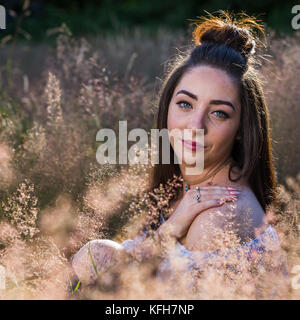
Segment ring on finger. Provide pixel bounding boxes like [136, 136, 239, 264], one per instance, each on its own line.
[195, 186, 201, 203]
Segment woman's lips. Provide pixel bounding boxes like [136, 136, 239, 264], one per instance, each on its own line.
[182, 139, 207, 151]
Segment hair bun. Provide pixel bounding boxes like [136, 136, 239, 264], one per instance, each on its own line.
[191, 10, 265, 59]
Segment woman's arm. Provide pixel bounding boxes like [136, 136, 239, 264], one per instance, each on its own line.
[183, 189, 266, 252]
[183, 201, 240, 252]
[127, 224, 178, 263]
[129, 187, 240, 262]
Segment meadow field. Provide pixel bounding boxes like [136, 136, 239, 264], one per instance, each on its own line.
[0, 25, 299, 299]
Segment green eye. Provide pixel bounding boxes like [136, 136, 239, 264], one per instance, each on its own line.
[213, 110, 229, 119]
[176, 101, 192, 109]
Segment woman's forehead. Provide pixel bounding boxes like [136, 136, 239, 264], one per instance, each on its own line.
[176, 66, 239, 97]
[174, 66, 241, 108]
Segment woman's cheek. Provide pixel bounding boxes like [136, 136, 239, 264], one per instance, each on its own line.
[168, 110, 179, 129]
[211, 132, 233, 152]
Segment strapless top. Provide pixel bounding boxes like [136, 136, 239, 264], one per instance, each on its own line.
[120, 213, 289, 294]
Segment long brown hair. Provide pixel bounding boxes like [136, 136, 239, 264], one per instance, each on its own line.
[150, 10, 278, 215]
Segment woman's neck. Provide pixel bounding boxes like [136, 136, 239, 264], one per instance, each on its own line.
[181, 157, 233, 188]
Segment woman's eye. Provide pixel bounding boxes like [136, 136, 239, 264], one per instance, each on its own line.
[176, 101, 192, 110]
[213, 110, 229, 119]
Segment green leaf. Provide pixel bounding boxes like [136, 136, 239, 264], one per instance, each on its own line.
[72, 280, 81, 294]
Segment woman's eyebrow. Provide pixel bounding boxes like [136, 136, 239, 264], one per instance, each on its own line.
[175, 89, 236, 111]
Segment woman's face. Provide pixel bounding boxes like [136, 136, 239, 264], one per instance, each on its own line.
[167, 65, 241, 170]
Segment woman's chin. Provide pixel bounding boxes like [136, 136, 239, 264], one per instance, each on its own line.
[181, 155, 205, 167]
[184, 149, 207, 162]
[172, 144, 211, 167]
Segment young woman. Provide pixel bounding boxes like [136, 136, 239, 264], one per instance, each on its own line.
[71, 11, 288, 295]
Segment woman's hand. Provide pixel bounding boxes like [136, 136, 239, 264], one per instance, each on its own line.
[157, 186, 239, 240]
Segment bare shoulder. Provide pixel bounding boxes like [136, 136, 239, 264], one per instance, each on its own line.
[236, 186, 267, 227]
[184, 185, 267, 251]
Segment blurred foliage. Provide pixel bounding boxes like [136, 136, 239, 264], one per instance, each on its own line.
[0, 0, 297, 43]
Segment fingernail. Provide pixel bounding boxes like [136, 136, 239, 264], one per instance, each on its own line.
[218, 198, 226, 205]
[226, 195, 237, 201]
[227, 187, 238, 190]
[230, 191, 240, 195]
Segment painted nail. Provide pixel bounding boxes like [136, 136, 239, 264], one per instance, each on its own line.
[226, 195, 238, 201]
[230, 191, 240, 195]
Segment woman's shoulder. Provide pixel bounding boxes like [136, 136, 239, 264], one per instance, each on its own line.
[221, 167, 267, 237]
[235, 184, 267, 232]
[183, 182, 267, 251]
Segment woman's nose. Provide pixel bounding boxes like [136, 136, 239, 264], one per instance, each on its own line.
[186, 110, 207, 133]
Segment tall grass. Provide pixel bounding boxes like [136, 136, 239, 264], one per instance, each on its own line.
[0, 26, 299, 299]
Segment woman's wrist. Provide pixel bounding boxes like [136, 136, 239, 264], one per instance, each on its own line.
[155, 224, 178, 254]
[157, 220, 180, 241]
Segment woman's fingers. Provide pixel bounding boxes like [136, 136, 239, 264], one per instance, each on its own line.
[186, 188, 240, 201]
[196, 186, 237, 190]
[163, 186, 241, 240]
[196, 198, 236, 210]
[183, 191, 238, 222]
[192, 186, 241, 195]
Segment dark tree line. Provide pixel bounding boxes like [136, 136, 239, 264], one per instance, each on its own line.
[0, 0, 295, 41]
